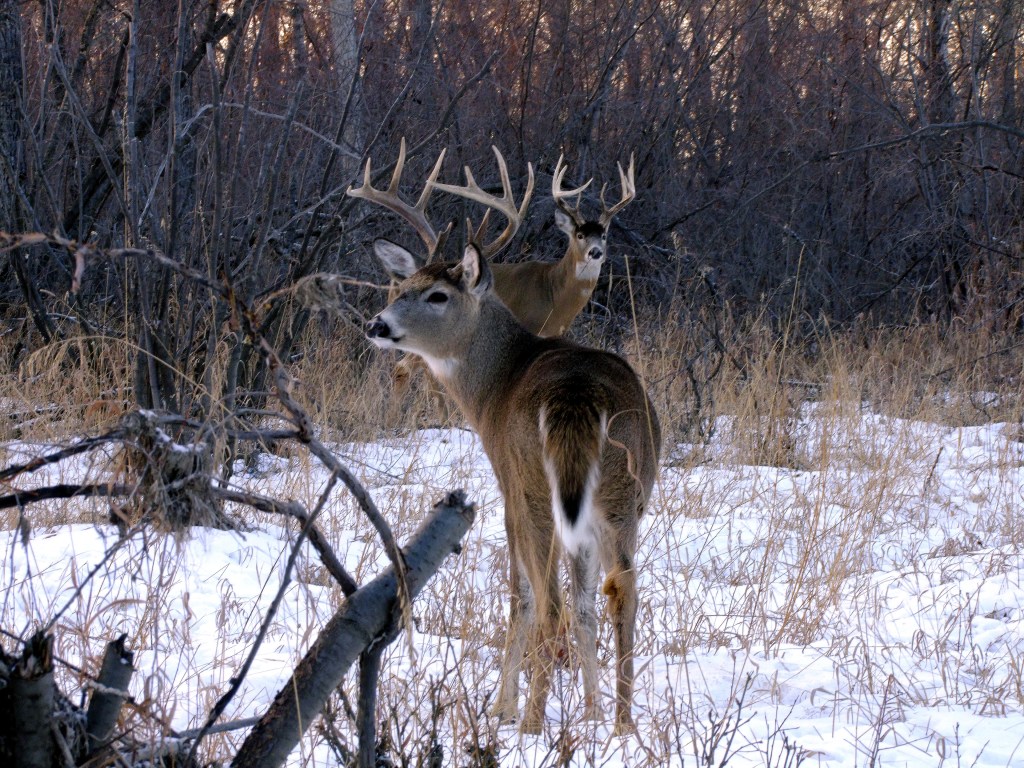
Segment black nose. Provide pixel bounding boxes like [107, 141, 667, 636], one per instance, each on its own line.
[587, 247, 603, 260]
[365, 317, 391, 339]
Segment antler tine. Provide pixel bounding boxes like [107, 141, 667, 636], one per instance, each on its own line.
[433, 146, 535, 259]
[599, 153, 636, 227]
[490, 144, 535, 221]
[516, 156, 536, 222]
[465, 209, 492, 246]
[551, 154, 592, 226]
[384, 135, 408, 195]
[415, 148, 446, 209]
[346, 138, 451, 260]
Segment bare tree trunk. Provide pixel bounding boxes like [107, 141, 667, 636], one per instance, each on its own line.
[406, 0, 433, 82]
[0, 0, 54, 342]
[130, 1, 202, 413]
[5, 633, 56, 768]
[920, 0, 968, 316]
[924, 0, 956, 126]
[330, 0, 362, 170]
[995, 0, 1019, 125]
[84, 635, 135, 758]
[0, 0, 18, 233]
[232, 492, 475, 768]
[356, 644, 387, 768]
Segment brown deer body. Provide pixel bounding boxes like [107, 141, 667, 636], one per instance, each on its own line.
[366, 242, 661, 734]
[487, 154, 635, 337]
[489, 242, 600, 337]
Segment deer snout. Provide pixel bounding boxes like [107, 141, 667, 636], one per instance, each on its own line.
[587, 245, 604, 260]
[365, 317, 392, 340]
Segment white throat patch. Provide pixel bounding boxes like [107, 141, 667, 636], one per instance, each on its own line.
[421, 354, 459, 380]
[576, 257, 604, 281]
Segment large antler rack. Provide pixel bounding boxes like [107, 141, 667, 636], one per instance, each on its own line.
[551, 153, 636, 228]
[432, 146, 535, 260]
[346, 138, 452, 262]
[598, 154, 636, 227]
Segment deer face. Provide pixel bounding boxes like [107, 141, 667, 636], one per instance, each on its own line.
[556, 212, 608, 282]
[366, 240, 490, 378]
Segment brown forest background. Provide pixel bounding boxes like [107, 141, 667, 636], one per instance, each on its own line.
[0, 0, 1022, 418]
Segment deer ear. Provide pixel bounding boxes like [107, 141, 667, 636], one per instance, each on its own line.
[373, 239, 419, 280]
[554, 209, 575, 235]
[460, 244, 492, 297]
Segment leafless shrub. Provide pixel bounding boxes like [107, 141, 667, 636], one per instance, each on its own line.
[111, 410, 229, 533]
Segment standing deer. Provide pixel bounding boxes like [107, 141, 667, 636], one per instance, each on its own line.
[365, 242, 661, 734]
[487, 153, 636, 337]
[348, 143, 635, 421]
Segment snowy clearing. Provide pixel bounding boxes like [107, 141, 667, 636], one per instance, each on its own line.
[3, 409, 1024, 766]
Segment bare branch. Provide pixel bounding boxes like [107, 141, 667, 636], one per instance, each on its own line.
[0, 430, 124, 483]
[0, 483, 133, 510]
[232, 492, 475, 768]
[212, 486, 358, 595]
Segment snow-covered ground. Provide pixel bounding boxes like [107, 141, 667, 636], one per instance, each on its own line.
[3, 406, 1024, 766]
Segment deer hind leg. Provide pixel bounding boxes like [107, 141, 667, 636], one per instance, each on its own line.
[601, 528, 639, 735]
[520, 537, 563, 734]
[494, 555, 532, 724]
[569, 544, 602, 721]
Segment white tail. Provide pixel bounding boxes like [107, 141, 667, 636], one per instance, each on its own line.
[366, 243, 661, 734]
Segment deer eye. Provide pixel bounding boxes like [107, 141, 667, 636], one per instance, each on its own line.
[576, 232, 584, 240]
[425, 291, 448, 304]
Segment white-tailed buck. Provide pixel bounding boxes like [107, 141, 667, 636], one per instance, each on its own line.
[348, 140, 534, 422]
[365, 242, 661, 734]
[488, 152, 636, 336]
[348, 142, 635, 420]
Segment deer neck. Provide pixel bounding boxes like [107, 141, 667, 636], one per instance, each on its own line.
[545, 248, 598, 331]
[434, 299, 537, 428]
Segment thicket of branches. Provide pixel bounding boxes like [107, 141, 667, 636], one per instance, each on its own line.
[0, 0, 1022, 415]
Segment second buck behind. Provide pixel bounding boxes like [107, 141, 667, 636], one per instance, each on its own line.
[366, 242, 661, 734]
[487, 153, 635, 337]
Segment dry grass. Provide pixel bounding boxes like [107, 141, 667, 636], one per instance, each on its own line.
[3, 299, 1020, 451]
[2, 333, 133, 442]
